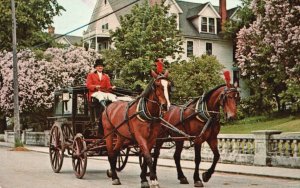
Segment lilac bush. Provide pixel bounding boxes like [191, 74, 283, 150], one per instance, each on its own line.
[0, 47, 98, 117]
[236, 0, 300, 111]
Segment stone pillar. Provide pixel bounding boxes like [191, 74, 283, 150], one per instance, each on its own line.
[21, 130, 26, 144]
[252, 130, 282, 166]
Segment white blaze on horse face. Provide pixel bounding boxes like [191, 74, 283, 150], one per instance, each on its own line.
[161, 79, 171, 110]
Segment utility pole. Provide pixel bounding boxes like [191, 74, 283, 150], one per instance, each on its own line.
[11, 0, 21, 142]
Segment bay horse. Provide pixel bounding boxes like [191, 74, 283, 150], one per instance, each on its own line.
[102, 70, 172, 188]
[152, 72, 240, 187]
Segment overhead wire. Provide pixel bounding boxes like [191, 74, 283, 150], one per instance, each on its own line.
[33, 0, 141, 49]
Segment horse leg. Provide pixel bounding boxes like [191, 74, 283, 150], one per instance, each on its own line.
[152, 141, 163, 175]
[140, 154, 150, 188]
[193, 143, 204, 187]
[106, 134, 121, 185]
[202, 137, 220, 183]
[137, 136, 159, 188]
[173, 141, 189, 184]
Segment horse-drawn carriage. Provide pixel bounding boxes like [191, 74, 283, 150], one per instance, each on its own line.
[48, 85, 139, 178]
[48, 70, 240, 188]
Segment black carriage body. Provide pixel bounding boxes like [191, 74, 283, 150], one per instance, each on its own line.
[49, 86, 91, 135]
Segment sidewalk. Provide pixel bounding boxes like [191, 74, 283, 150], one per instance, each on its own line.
[1, 142, 300, 180]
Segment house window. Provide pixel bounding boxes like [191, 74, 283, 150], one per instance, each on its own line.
[201, 17, 216, 34]
[187, 41, 193, 57]
[206, 43, 212, 55]
[102, 23, 108, 32]
[209, 18, 215, 33]
[233, 68, 240, 87]
[201, 17, 207, 32]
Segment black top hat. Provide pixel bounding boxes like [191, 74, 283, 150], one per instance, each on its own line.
[94, 59, 105, 68]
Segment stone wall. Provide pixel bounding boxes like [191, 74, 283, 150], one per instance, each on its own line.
[160, 130, 300, 168]
[3, 130, 300, 168]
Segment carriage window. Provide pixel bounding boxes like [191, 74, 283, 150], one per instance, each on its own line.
[77, 94, 85, 115]
[206, 43, 212, 55]
[187, 41, 193, 57]
[63, 94, 72, 115]
[55, 95, 63, 115]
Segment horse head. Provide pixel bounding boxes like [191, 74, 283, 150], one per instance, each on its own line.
[219, 71, 240, 121]
[150, 70, 172, 113]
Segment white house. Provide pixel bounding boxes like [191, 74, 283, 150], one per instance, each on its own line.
[83, 0, 241, 86]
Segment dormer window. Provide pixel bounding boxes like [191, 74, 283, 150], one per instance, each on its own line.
[201, 17, 216, 34]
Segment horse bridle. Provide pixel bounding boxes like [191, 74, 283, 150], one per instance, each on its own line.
[219, 87, 240, 107]
[148, 76, 172, 114]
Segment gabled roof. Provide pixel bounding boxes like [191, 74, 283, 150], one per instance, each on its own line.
[227, 7, 240, 19]
[186, 3, 207, 19]
[54, 34, 82, 46]
[164, 0, 183, 13]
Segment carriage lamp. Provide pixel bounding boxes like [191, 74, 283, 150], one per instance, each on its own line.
[62, 92, 70, 101]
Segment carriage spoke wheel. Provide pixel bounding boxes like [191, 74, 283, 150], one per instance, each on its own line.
[72, 133, 87, 179]
[116, 148, 130, 172]
[49, 124, 65, 173]
[61, 124, 74, 155]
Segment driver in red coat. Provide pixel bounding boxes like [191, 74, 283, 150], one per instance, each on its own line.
[86, 59, 113, 101]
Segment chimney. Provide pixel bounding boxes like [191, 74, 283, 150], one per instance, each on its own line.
[219, 0, 227, 31]
[48, 26, 55, 35]
[149, 0, 162, 6]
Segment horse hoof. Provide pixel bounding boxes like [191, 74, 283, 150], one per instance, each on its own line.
[141, 181, 150, 188]
[194, 180, 204, 187]
[150, 180, 160, 188]
[106, 169, 112, 178]
[179, 177, 189, 184]
[202, 172, 211, 183]
[112, 179, 121, 185]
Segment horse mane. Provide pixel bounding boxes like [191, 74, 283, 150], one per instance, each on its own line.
[203, 84, 226, 101]
[139, 79, 154, 98]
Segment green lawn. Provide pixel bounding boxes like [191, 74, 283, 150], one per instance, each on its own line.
[220, 115, 300, 134]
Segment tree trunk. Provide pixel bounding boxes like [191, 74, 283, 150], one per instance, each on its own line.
[274, 94, 281, 112]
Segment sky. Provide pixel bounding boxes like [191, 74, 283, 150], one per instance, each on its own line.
[53, 0, 241, 36]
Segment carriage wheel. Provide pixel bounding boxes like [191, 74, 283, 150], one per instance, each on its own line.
[116, 148, 130, 172]
[72, 133, 87, 179]
[61, 123, 74, 155]
[49, 123, 65, 173]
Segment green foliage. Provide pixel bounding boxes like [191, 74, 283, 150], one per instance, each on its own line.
[169, 55, 224, 104]
[239, 95, 276, 116]
[14, 137, 24, 147]
[222, 0, 255, 40]
[221, 114, 300, 134]
[0, 0, 65, 51]
[108, 2, 183, 88]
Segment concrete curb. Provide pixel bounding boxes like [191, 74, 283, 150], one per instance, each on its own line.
[1, 142, 300, 180]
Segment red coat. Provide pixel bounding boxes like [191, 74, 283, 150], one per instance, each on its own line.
[86, 71, 112, 101]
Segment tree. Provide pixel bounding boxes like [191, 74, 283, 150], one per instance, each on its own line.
[236, 0, 300, 112]
[0, 0, 65, 51]
[107, 2, 183, 89]
[169, 55, 224, 104]
[0, 47, 99, 130]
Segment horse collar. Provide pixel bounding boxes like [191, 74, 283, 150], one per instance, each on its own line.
[136, 97, 161, 122]
[195, 94, 211, 122]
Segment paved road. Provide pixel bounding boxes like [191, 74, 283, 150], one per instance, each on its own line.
[0, 146, 299, 188]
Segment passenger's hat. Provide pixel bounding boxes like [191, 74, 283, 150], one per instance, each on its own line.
[94, 59, 105, 68]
